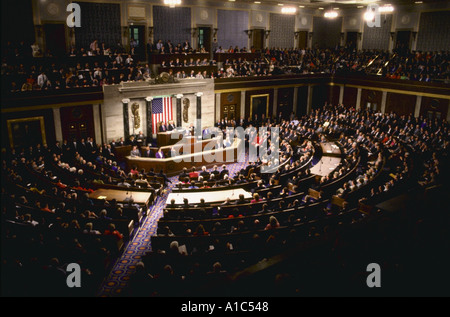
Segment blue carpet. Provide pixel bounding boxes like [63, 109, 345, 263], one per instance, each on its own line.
[97, 151, 248, 296]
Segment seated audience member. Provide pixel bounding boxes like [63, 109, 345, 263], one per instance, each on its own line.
[130, 145, 141, 157]
[155, 148, 165, 159]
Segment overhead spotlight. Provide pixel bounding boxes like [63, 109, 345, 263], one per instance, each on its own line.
[164, 0, 181, 8]
[281, 7, 297, 14]
[364, 11, 375, 21]
[324, 11, 338, 18]
[379, 5, 394, 13]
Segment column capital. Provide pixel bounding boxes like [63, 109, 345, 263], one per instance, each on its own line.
[122, 98, 130, 104]
[145, 97, 153, 102]
[176, 94, 184, 99]
[195, 92, 203, 97]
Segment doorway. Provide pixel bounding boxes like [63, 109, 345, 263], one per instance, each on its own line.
[297, 31, 308, 49]
[252, 29, 265, 51]
[44, 23, 66, 57]
[129, 25, 145, 56]
[346, 32, 357, 50]
[198, 26, 212, 52]
[395, 31, 411, 54]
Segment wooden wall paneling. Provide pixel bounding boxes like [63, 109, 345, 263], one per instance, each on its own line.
[277, 87, 294, 119]
[343, 86, 358, 108]
[385, 92, 416, 116]
[420, 96, 449, 120]
[220, 92, 241, 121]
[59, 105, 95, 143]
[245, 89, 274, 120]
[329, 85, 341, 106]
[2, 108, 55, 150]
[360, 89, 383, 111]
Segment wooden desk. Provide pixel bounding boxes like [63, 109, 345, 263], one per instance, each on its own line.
[89, 189, 152, 208]
[167, 188, 252, 205]
[320, 142, 341, 156]
[126, 138, 243, 176]
[157, 131, 183, 147]
[310, 156, 342, 177]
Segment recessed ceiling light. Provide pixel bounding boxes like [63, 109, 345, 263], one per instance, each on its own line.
[254, 1, 261, 3]
[278, 3, 284, 6]
[299, 5, 304, 8]
[334, 8, 339, 10]
[319, 7, 324, 10]
[357, 5, 364, 9]
[415, 1, 423, 3]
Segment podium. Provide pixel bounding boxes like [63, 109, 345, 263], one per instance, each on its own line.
[157, 132, 182, 147]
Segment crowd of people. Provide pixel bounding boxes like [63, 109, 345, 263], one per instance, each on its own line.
[133, 102, 449, 296]
[2, 37, 449, 94]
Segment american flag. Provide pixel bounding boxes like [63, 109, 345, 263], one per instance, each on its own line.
[152, 97, 173, 135]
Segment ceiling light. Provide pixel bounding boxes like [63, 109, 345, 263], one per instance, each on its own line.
[364, 11, 375, 21]
[324, 11, 338, 18]
[379, 5, 394, 13]
[281, 7, 297, 14]
[319, 7, 324, 10]
[164, 0, 181, 7]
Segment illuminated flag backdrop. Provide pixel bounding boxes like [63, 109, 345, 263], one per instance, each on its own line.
[152, 96, 173, 134]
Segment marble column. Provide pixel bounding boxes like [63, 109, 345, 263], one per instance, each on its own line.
[52, 107, 63, 143]
[381, 91, 387, 114]
[176, 94, 183, 127]
[339, 85, 344, 105]
[306, 85, 312, 115]
[215, 93, 221, 122]
[414, 96, 422, 118]
[293, 86, 299, 115]
[196, 92, 203, 121]
[145, 97, 153, 140]
[122, 99, 130, 140]
[273, 88, 278, 118]
[92, 104, 102, 144]
[356, 88, 362, 110]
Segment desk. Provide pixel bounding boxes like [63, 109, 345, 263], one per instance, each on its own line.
[320, 142, 341, 156]
[126, 138, 242, 176]
[89, 189, 152, 208]
[167, 188, 252, 205]
[157, 131, 183, 147]
[310, 156, 342, 177]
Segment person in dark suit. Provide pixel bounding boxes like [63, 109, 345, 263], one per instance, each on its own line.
[211, 165, 220, 178]
[136, 131, 146, 145]
[62, 139, 71, 159]
[159, 123, 167, 132]
[200, 166, 210, 179]
[144, 146, 152, 158]
[179, 167, 189, 182]
[70, 138, 79, 156]
[53, 141, 62, 156]
[86, 137, 98, 159]
[102, 144, 114, 160]
[219, 165, 229, 180]
[158, 169, 171, 185]
[167, 121, 176, 131]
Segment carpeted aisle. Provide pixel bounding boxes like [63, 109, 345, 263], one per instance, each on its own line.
[97, 152, 248, 296]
